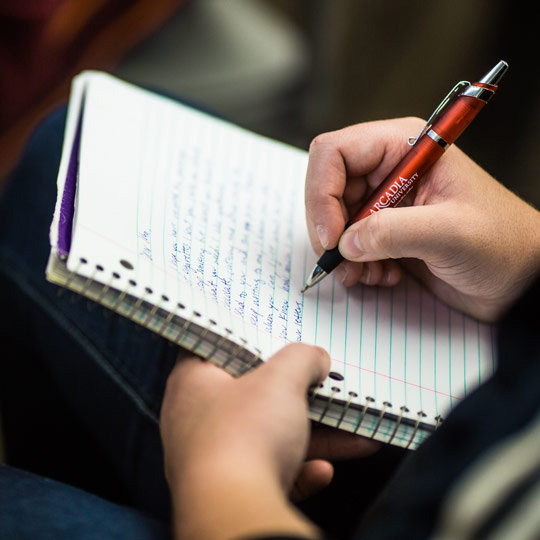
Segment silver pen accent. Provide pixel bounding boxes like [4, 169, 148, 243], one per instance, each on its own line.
[301, 265, 327, 293]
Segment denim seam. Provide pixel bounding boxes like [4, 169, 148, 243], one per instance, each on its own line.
[0, 253, 159, 425]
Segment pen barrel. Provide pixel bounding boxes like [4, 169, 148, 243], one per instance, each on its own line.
[351, 135, 444, 222]
[431, 94, 487, 144]
[350, 93, 489, 224]
[317, 244, 342, 273]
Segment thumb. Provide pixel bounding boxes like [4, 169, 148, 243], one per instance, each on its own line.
[338, 204, 458, 263]
[260, 343, 331, 393]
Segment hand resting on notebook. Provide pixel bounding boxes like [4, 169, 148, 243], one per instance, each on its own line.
[161, 343, 379, 540]
[305, 117, 540, 322]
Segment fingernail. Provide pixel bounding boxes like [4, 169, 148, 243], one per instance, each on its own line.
[335, 264, 348, 284]
[317, 225, 329, 249]
[361, 263, 371, 284]
[383, 269, 394, 286]
[340, 230, 363, 258]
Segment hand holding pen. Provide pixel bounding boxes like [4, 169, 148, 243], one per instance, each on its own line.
[303, 60, 540, 322]
[303, 61, 508, 293]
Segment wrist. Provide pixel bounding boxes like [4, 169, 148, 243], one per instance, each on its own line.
[170, 460, 320, 540]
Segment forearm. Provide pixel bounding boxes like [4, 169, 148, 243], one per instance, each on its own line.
[170, 462, 320, 540]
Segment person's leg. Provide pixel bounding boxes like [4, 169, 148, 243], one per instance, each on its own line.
[0, 465, 170, 540]
[0, 107, 178, 519]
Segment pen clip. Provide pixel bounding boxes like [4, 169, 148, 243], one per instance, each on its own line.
[408, 80, 470, 145]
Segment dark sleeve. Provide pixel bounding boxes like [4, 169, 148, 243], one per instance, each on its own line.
[353, 276, 540, 539]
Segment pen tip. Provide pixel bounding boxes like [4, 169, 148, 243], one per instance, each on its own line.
[301, 265, 328, 294]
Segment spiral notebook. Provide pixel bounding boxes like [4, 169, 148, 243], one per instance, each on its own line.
[47, 71, 496, 449]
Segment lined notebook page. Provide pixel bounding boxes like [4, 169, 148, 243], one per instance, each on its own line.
[65, 72, 495, 426]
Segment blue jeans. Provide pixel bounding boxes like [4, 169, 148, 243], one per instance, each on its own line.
[0, 107, 178, 535]
[0, 465, 170, 539]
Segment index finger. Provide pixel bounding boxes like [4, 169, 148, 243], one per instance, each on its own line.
[304, 118, 421, 253]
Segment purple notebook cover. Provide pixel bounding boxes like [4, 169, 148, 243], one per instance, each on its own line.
[57, 96, 85, 260]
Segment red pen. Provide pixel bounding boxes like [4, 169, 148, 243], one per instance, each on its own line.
[302, 60, 509, 292]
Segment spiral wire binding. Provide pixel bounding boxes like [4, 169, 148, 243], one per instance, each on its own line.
[175, 311, 196, 345]
[206, 332, 230, 363]
[95, 272, 119, 305]
[387, 406, 409, 446]
[112, 278, 135, 310]
[406, 411, 428, 449]
[318, 386, 341, 423]
[308, 382, 324, 405]
[310, 385, 433, 448]
[354, 396, 375, 434]
[191, 320, 216, 354]
[56, 257, 443, 449]
[336, 391, 358, 429]
[142, 294, 168, 325]
[80, 265, 102, 306]
[59, 257, 85, 297]
[158, 302, 181, 336]
[371, 401, 392, 440]
[242, 349, 263, 374]
[222, 339, 247, 369]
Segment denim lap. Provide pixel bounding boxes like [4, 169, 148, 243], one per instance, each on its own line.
[0, 107, 179, 517]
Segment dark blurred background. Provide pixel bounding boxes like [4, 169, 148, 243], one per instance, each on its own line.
[0, 0, 538, 483]
[1, 0, 539, 203]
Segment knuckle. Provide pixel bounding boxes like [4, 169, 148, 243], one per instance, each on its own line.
[313, 345, 331, 363]
[402, 116, 426, 132]
[406, 115, 426, 127]
[283, 342, 320, 356]
[309, 132, 333, 152]
[396, 116, 426, 142]
[284, 343, 330, 367]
